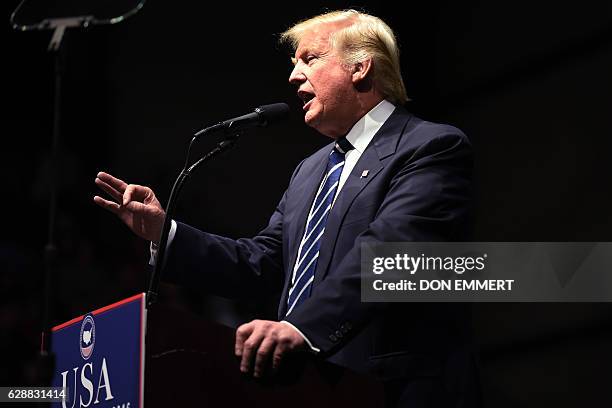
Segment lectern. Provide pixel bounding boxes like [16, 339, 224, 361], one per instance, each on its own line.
[50, 294, 385, 407]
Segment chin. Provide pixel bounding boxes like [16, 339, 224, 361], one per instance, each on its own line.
[304, 111, 320, 127]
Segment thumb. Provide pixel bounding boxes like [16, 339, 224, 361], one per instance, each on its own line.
[124, 200, 148, 213]
[122, 184, 145, 206]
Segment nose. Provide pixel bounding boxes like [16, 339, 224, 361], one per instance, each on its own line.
[288, 61, 306, 85]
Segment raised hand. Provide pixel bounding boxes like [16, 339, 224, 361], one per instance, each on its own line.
[94, 172, 166, 243]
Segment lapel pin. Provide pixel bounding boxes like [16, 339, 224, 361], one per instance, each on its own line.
[360, 170, 370, 178]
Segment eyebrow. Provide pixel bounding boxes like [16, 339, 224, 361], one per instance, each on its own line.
[290, 48, 307, 65]
[291, 46, 317, 65]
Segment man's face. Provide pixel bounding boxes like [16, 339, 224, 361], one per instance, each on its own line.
[289, 23, 358, 138]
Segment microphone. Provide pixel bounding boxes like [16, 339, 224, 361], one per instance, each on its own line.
[196, 103, 290, 136]
[148, 103, 290, 305]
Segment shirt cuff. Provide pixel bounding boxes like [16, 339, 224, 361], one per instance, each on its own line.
[280, 320, 320, 354]
[149, 220, 177, 266]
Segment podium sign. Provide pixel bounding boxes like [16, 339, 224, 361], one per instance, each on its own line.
[51, 293, 146, 408]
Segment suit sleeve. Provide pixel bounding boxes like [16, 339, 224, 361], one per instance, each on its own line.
[283, 130, 473, 354]
[161, 159, 306, 300]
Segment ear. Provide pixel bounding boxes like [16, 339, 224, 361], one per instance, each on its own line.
[351, 58, 373, 84]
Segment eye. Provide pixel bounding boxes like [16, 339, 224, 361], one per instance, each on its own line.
[306, 54, 317, 64]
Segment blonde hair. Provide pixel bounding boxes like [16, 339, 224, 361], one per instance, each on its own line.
[280, 9, 409, 104]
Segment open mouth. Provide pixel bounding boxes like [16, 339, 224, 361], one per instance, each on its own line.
[298, 90, 315, 107]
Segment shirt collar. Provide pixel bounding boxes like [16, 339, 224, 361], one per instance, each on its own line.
[339, 99, 396, 154]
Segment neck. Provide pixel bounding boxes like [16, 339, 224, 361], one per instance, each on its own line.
[329, 93, 385, 139]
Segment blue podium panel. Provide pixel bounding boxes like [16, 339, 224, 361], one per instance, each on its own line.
[51, 293, 146, 408]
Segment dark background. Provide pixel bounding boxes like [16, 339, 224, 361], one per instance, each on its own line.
[3, 1, 612, 406]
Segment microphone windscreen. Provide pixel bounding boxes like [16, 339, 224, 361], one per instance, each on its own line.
[256, 103, 290, 124]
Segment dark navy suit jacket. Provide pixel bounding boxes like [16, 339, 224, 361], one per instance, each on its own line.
[164, 106, 479, 406]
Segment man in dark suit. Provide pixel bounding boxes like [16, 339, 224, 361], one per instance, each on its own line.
[95, 9, 479, 407]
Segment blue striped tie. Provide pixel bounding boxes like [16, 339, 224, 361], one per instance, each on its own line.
[286, 139, 353, 316]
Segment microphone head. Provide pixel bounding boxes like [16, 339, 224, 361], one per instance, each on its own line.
[255, 103, 290, 126]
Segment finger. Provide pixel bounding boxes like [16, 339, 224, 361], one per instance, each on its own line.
[96, 172, 128, 193]
[123, 184, 148, 206]
[93, 195, 121, 214]
[95, 178, 123, 202]
[235, 323, 254, 357]
[254, 337, 275, 378]
[240, 332, 265, 374]
[272, 340, 287, 372]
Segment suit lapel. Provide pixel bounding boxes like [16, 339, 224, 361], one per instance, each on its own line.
[313, 108, 412, 286]
[312, 148, 383, 287]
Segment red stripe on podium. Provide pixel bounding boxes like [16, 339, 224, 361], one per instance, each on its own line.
[52, 293, 145, 332]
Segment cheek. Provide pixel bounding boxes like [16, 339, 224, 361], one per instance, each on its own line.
[316, 79, 346, 103]
[310, 65, 352, 108]
[319, 86, 350, 114]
